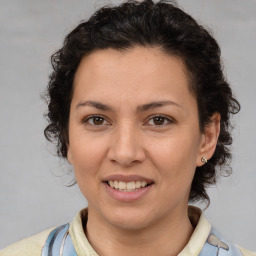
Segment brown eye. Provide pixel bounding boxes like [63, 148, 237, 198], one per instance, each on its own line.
[83, 115, 109, 126]
[147, 115, 173, 126]
[153, 116, 165, 125]
[92, 116, 104, 125]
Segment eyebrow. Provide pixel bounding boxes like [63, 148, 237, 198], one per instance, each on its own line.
[75, 100, 183, 112]
[137, 101, 183, 112]
[76, 101, 113, 111]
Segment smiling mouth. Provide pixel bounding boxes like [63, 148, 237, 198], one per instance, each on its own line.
[105, 180, 153, 192]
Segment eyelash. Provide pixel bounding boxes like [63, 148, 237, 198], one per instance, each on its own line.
[82, 115, 110, 126]
[146, 114, 174, 127]
[82, 114, 174, 128]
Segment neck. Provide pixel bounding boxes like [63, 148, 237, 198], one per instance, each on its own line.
[85, 206, 194, 256]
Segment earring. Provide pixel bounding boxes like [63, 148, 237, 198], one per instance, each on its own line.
[201, 157, 208, 164]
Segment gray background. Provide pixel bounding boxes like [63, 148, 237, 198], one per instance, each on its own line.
[0, 0, 255, 251]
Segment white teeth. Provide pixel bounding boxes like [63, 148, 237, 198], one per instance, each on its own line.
[114, 180, 119, 188]
[135, 181, 141, 188]
[119, 181, 126, 190]
[107, 180, 149, 191]
[127, 181, 135, 190]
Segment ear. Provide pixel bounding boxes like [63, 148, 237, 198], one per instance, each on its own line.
[197, 113, 221, 166]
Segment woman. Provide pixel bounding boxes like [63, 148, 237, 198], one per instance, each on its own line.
[0, 0, 255, 255]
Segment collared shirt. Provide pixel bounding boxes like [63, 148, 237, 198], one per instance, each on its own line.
[0, 206, 255, 256]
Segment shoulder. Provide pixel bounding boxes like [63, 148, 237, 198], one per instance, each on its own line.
[185, 206, 256, 256]
[239, 246, 256, 256]
[0, 227, 55, 256]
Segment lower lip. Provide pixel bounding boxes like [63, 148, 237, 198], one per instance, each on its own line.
[103, 182, 153, 202]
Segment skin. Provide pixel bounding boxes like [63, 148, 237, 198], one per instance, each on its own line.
[68, 46, 220, 256]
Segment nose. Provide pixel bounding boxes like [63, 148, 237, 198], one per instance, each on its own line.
[107, 123, 146, 167]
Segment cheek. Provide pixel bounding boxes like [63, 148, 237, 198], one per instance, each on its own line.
[69, 138, 106, 201]
[149, 131, 200, 180]
[69, 135, 106, 180]
[150, 140, 198, 205]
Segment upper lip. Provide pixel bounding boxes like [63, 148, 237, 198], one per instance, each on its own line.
[103, 174, 154, 183]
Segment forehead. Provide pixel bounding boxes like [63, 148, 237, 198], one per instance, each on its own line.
[75, 47, 187, 75]
[72, 46, 195, 111]
[74, 47, 189, 89]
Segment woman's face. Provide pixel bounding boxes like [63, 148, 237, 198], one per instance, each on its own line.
[68, 46, 206, 230]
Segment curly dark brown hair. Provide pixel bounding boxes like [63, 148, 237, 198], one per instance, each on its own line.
[44, 0, 240, 204]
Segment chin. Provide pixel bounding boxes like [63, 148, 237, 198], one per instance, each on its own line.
[103, 206, 156, 231]
[110, 217, 151, 231]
